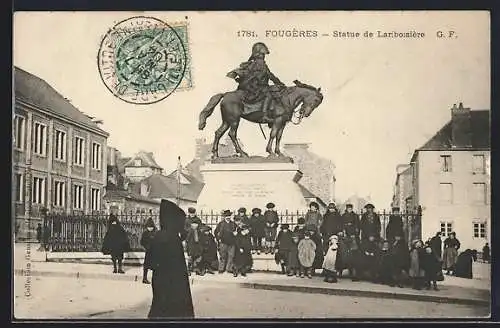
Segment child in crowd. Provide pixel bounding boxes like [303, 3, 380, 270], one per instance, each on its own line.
[377, 240, 393, 286]
[186, 221, 204, 275]
[361, 234, 379, 282]
[264, 203, 279, 254]
[200, 225, 218, 274]
[298, 231, 316, 278]
[140, 218, 157, 284]
[307, 225, 324, 276]
[287, 233, 300, 276]
[322, 235, 339, 283]
[275, 224, 294, 274]
[390, 234, 409, 288]
[421, 244, 441, 291]
[345, 233, 361, 281]
[293, 217, 306, 240]
[234, 225, 253, 277]
[249, 208, 265, 255]
[335, 231, 348, 278]
[409, 240, 426, 290]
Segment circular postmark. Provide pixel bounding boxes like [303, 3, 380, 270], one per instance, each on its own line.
[98, 16, 187, 105]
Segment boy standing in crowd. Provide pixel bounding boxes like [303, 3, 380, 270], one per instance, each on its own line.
[249, 208, 265, 254]
[234, 224, 253, 277]
[264, 202, 279, 254]
[275, 223, 294, 274]
[186, 220, 204, 275]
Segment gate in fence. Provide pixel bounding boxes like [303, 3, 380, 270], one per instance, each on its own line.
[41, 210, 422, 252]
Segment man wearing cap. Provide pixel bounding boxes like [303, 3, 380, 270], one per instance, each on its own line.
[249, 208, 265, 254]
[235, 207, 251, 228]
[233, 224, 253, 277]
[320, 203, 343, 252]
[264, 202, 279, 254]
[342, 204, 360, 239]
[293, 217, 307, 240]
[386, 207, 404, 243]
[305, 202, 322, 234]
[360, 204, 381, 242]
[184, 207, 202, 232]
[214, 210, 238, 274]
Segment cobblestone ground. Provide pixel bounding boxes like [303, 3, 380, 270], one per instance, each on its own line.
[93, 284, 489, 319]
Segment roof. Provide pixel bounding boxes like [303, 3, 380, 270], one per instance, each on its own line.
[411, 110, 490, 162]
[419, 110, 490, 151]
[133, 173, 204, 202]
[123, 151, 163, 169]
[117, 157, 131, 173]
[104, 189, 160, 205]
[14, 66, 108, 136]
[298, 184, 327, 207]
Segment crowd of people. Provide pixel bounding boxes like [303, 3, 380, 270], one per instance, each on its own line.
[100, 201, 486, 290]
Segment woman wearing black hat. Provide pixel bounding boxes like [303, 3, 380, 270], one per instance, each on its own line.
[140, 218, 157, 283]
[249, 208, 265, 254]
[148, 200, 194, 319]
[101, 214, 131, 274]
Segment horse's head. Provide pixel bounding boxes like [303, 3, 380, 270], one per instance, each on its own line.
[294, 80, 324, 118]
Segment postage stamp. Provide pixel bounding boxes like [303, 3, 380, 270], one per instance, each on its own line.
[97, 16, 192, 105]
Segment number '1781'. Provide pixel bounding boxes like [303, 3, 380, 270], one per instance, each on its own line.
[237, 30, 258, 38]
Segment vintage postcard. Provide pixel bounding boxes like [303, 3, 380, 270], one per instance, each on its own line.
[12, 11, 490, 320]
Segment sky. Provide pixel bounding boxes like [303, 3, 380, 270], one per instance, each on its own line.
[13, 11, 490, 207]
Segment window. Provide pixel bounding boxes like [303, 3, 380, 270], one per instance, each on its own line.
[440, 221, 453, 237]
[90, 188, 101, 211]
[91, 142, 101, 170]
[473, 221, 487, 238]
[53, 181, 66, 207]
[32, 177, 46, 205]
[54, 130, 67, 160]
[440, 155, 452, 172]
[473, 155, 485, 174]
[472, 183, 487, 204]
[439, 183, 453, 204]
[14, 115, 26, 150]
[134, 159, 141, 166]
[74, 137, 85, 166]
[14, 173, 24, 202]
[73, 185, 84, 209]
[33, 122, 47, 156]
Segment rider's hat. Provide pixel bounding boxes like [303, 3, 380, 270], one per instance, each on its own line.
[250, 42, 270, 59]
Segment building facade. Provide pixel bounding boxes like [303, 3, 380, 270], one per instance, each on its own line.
[122, 151, 164, 183]
[395, 103, 490, 250]
[13, 67, 109, 240]
[391, 164, 413, 212]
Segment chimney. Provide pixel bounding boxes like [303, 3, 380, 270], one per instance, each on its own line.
[451, 102, 472, 148]
[107, 147, 116, 166]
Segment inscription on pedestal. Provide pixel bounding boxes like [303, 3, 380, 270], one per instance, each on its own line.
[221, 183, 274, 199]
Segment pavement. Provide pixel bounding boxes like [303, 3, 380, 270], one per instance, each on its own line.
[13, 243, 491, 309]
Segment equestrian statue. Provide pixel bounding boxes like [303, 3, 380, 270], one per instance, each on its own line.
[198, 42, 324, 159]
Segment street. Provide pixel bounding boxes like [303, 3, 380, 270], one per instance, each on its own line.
[93, 283, 489, 319]
[14, 274, 489, 319]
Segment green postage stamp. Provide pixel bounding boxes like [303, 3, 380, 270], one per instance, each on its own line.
[98, 16, 192, 105]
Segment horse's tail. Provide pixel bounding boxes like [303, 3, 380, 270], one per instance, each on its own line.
[198, 93, 224, 130]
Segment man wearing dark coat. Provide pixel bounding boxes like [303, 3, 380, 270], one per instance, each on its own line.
[200, 225, 218, 274]
[482, 243, 490, 263]
[342, 204, 360, 239]
[360, 204, 381, 242]
[184, 207, 202, 232]
[385, 207, 404, 243]
[235, 207, 251, 227]
[186, 220, 204, 275]
[305, 202, 323, 234]
[233, 224, 253, 277]
[214, 210, 238, 273]
[390, 234, 410, 288]
[360, 234, 380, 282]
[148, 200, 194, 319]
[101, 214, 131, 274]
[275, 224, 294, 274]
[140, 218, 157, 284]
[294, 217, 307, 240]
[429, 232, 443, 261]
[320, 203, 343, 252]
[249, 208, 265, 254]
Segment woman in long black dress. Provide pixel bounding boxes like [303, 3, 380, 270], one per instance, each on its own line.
[148, 200, 194, 319]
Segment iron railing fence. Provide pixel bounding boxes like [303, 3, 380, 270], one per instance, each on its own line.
[41, 210, 421, 252]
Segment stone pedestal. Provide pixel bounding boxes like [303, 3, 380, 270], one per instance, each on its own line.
[196, 161, 308, 212]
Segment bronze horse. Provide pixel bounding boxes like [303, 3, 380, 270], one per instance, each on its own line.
[198, 80, 323, 158]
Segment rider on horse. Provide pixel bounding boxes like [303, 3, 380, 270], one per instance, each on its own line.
[226, 42, 286, 123]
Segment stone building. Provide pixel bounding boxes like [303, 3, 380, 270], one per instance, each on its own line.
[13, 66, 109, 240]
[395, 103, 490, 250]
